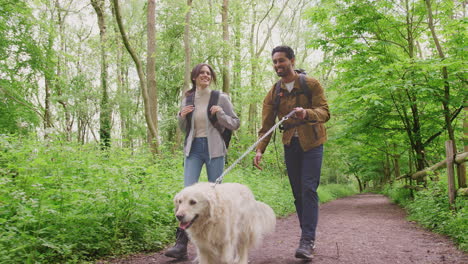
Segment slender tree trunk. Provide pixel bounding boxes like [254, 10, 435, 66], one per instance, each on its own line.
[55, 0, 72, 141]
[232, 0, 241, 104]
[354, 174, 363, 193]
[116, 28, 126, 147]
[43, 31, 54, 138]
[147, 0, 160, 153]
[221, 0, 230, 94]
[393, 144, 401, 180]
[110, 5, 130, 148]
[91, 0, 112, 149]
[248, 7, 257, 135]
[175, 0, 193, 151]
[404, 0, 426, 172]
[424, 0, 456, 153]
[384, 153, 391, 184]
[183, 0, 193, 93]
[44, 77, 52, 135]
[112, 0, 158, 153]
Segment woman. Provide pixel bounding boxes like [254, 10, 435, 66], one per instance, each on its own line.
[165, 63, 240, 259]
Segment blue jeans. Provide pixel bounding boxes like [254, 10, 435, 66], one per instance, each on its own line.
[284, 137, 323, 241]
[184, 137, 225, 187]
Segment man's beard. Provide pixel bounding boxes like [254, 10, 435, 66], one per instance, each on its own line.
[276, 67, 291, 77]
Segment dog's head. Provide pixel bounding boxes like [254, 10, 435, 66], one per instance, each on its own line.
[173, 183, 217, 230]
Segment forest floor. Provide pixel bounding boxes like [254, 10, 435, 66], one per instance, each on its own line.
[98, 193, 467, 264]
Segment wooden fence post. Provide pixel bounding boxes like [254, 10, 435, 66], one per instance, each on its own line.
[445, 140, 456, 209]
[461, 104, 468, 188]
[458, 164, 467, 188]
[458, 141, 467, 188]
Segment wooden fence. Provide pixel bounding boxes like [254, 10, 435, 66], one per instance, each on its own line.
[396, 140, 467, 208]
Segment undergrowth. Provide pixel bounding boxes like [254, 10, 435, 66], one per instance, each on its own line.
[0, 135, 356, 263]
[382, 181, 467, 252]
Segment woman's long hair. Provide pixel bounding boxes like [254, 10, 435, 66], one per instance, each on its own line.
[185, 63, 217, 97]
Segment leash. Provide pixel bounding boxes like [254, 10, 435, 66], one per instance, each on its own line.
[212, 109, 297, 186]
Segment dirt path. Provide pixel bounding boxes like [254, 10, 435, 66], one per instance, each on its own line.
[100, 194, 467, 264]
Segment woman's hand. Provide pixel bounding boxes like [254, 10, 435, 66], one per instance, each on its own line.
[180, 105, 195, 118]
[210, 105, 223, 115]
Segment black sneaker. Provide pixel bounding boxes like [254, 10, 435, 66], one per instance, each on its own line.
[295, 239, 315, 260]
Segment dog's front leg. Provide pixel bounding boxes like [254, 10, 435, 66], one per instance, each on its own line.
[235, 244, 249, 264]
[219, 243, 239, 264]
[196, 247, 217, 264]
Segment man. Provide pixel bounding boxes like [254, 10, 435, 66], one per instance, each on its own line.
[253, 45, 330, 259]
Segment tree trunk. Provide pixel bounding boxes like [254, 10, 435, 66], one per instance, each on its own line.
[354, 174, 363, 193]
[175, 0, 193, 151]
[394, 155, 401, 180]
[221, 0, 230, 94]
[44, 76, 52, 136]
[395, 0, 427, 173]
[232, 0, 241, 103]
[91, 0, 112, 149]
[424, 0, 456, 152]
[43, 31, 54, 138]
[112, 0, 158, 153]
[183, 0, 193, 93]
[384, 154, 391, 184]
[146, 0, 160, 153]
[247, 7, 257, 135]
[55, 0, 72, 141]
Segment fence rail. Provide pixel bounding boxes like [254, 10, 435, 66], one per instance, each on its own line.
[397, 140, 467, 208]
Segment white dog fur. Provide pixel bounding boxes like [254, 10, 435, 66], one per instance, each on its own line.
[174, 182, 276, 264]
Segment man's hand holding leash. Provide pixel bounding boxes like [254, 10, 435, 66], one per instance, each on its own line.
[254, 151, 263, 170]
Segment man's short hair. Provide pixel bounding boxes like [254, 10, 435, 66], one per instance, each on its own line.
[272, 46, 295, 59]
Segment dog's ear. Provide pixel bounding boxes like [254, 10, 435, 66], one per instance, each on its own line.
[204, 191, 218, 217]
[173, 193, 180, 213]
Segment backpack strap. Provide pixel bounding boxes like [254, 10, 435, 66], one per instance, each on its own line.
[185, 90, 220, 132]
[273, 81, 282, 120]
[273, 73, 316, 132]
[184, 91, 195, 142]
[273, 73, 311, 119]
[207, 90, 233, 149]
[298, 74, 312, 106]
[208, 90, 220, 125]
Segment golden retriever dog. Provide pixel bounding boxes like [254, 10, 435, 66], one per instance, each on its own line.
[174, 182, 276, 264]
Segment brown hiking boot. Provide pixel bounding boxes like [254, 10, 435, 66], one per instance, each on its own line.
[164, 228, 189, 259]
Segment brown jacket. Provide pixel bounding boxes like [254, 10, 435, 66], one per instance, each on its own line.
[256, 74, 330, 153]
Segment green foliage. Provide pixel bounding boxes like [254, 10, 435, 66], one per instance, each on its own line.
[381, 183, 412, 206]
[406, 181, 468, 251]
[0, 134, 357, 262]
[383, 181, 468, 251]
[305, 0, 466, 187]
[318, 184, 358, 204]
[0, 135, 178, 263]
[0, 1, 42, 134]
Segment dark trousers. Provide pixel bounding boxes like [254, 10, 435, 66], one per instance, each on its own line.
[284, 137, 323, 241]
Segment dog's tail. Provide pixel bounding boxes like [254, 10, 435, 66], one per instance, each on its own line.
[251, 201, 276, 247]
